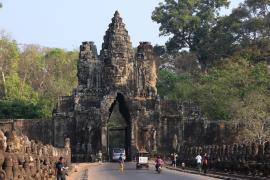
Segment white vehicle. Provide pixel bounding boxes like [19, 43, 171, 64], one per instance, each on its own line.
[136, 151, 149, 169]
[111, 148, 126, 161]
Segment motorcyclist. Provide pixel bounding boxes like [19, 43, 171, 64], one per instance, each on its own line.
[119, 153, 124, 172]
[155, 155, 164, 171]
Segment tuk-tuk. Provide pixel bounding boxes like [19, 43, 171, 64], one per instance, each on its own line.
[136, 150, 149, 169]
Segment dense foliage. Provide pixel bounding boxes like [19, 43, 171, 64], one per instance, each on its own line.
[0, 32, 77, 118]
[155, 0, 270, 142]
[152, 0, 270, 66]
[158, 57, 270, 120]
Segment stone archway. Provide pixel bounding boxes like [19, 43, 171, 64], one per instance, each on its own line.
[102, 93, 132, 161]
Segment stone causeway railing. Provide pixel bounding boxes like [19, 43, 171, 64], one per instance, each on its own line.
[0, 129, 71, 179]
[177, 142, 270, 177]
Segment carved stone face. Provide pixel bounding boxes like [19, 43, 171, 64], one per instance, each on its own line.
[6, 141, 15, 153]
[6, 131, 21, 153]
[0, 130, 7, 152]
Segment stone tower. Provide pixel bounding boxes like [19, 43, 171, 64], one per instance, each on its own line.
[52, 11, 205, 162]
[100, 11, 134, 87]
[135, 42, 157, 97]
[77, 41, 100, 87]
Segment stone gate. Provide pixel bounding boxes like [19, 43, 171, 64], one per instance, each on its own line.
[52, 11, 207, 162]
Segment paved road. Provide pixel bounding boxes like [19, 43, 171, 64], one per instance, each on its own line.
[69, 162, 220, 180]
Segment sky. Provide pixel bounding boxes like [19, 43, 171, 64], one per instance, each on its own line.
[0, 0, 243, 52]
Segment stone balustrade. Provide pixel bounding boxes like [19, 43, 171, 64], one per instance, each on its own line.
[0, 129, 71, 179]
[177, 142, 270, 177]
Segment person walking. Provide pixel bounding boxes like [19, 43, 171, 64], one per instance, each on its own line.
[195, 153, 202, 173]
[55, 157, 67, 180]
[202, 153, 209, 174]
[155, 155, 164, 172]
[119, 153, 125, 173]
[171, 152, 178, 167]
[97, 150, 102, 164]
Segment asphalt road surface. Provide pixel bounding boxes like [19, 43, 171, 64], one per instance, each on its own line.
[70, 162, 220, 180]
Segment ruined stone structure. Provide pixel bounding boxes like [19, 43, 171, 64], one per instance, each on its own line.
[52, 11, 208, 162]
[0, 128, 71, 179]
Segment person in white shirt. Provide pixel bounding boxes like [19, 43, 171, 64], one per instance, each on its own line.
[195, 154, 202, 173]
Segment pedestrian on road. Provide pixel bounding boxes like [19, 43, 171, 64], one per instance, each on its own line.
[119, 153, 125, 173]
[97, 150, 102, 164]
[171, 152, 178, 167]
[195, 153, 202, 173]
[202, 153, 209, 174]
[155, 155, 164, 172]
[55, 157, 68, 180]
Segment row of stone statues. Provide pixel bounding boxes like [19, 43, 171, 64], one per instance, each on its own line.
[0, 129, 71, 180]
[177, 142, 270, 176]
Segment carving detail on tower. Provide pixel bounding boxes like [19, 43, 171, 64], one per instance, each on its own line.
[100, 11, 134, 86]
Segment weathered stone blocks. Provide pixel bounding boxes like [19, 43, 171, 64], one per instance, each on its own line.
[0, 129, 70, 179]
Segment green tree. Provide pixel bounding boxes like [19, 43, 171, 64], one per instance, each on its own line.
[19, 45, 44, 98]
[0, 32, 20, 97]
[234, 92, 270, 144]
[0, 99, 43, 119]
[152, 0, 229, 64]
[195, 57, 270, 120]
[39, 48, 77, 117]
[208, 0, 270, 62]
[0, 33, 78, 118]
[152, 0, 270, 66]
[157, 69, 194, 100]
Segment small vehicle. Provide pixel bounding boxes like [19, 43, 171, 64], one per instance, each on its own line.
[156, 165, 162, 173]
[136, 150, 149, 169]
[111, 148, 126, 161]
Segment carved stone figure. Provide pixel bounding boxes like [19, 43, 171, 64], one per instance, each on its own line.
[0, 128, 71, 179]
[12, 154, 20, 179]
[0, 130, 7, 152]
[172, 134, 178, 151]
[0, 151, 5, 180]
[152, 129, 157, 152]
[3, 154, 13, 179]
[31, 140, 37, 155]
[264, 141, 270, 160]
[65, 138, 71, 149]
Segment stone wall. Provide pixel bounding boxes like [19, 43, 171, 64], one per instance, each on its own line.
[0, 119, 53, 145]
[0, 127, 71, 179]
[158, 101, 238, 153]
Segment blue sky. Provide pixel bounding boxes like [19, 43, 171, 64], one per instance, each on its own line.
[0, 0, 243, 51]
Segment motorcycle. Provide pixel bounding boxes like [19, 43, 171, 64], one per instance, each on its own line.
[156, 164, 162, 174]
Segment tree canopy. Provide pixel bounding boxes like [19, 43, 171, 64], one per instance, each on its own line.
[152, 0, 270, 66]
[0, 32, 77, 118]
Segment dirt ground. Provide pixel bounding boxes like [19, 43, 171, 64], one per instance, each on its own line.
[67, 162, 102, 180]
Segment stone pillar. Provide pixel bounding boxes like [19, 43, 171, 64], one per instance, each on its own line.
[101, 126, 107, 155]
[12, 154, 19, 179]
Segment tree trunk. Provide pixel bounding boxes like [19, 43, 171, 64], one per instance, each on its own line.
[1, 69, 6, 96]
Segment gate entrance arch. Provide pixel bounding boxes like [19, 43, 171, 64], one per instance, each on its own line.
[104, 93, 132, 161]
